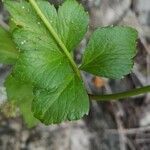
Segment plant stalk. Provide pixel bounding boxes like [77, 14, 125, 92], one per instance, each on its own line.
[89, 86, 150, 101]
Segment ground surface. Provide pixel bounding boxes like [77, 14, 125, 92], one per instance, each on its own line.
[0, 0, 150, 150]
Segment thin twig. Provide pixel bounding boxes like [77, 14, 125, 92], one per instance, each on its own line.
[106, 126, 150, 135]
[105, 84, 127, 150]
[0, 15, 9, 31]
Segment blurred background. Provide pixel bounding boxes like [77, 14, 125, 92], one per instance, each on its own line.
[0, 0, 150, 149]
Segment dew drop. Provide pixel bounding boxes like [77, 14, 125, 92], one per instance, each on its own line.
[21, 40, 26, 45]
[121, 76, 124, 79]
[22, 6, 25, 9]
[21, 41, 24, 45]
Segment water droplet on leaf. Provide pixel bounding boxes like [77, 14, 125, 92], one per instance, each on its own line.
[21, 40, 26, 45]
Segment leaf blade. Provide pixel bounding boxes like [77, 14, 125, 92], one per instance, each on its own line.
[5, 75, 38, 127]
[0, 27, 18, 64]
[57, 0, 89, 51]
[80, 26, 138, 79]
[32, 75, 89, 125]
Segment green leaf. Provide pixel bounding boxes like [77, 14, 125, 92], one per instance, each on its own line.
[5, 0, 89, 52]
[32, 75, 89, 125]
[57, 0, 89, 51]
[5, 75, 38, 127]
[80, 26, 138, 79]
[13, 50, 74, 90]
[0, 26, 18, 64]
[5, 0, 89, 124]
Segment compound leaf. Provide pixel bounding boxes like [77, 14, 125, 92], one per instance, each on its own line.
[5, 0, 89, 124]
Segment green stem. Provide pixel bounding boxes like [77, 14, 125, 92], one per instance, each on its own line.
[89, 86, 150, 101]
[28, 0, 81, 79]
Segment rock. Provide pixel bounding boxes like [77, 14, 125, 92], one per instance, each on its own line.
[89, 0, 131, 28]
[0, 86, 7, 106]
